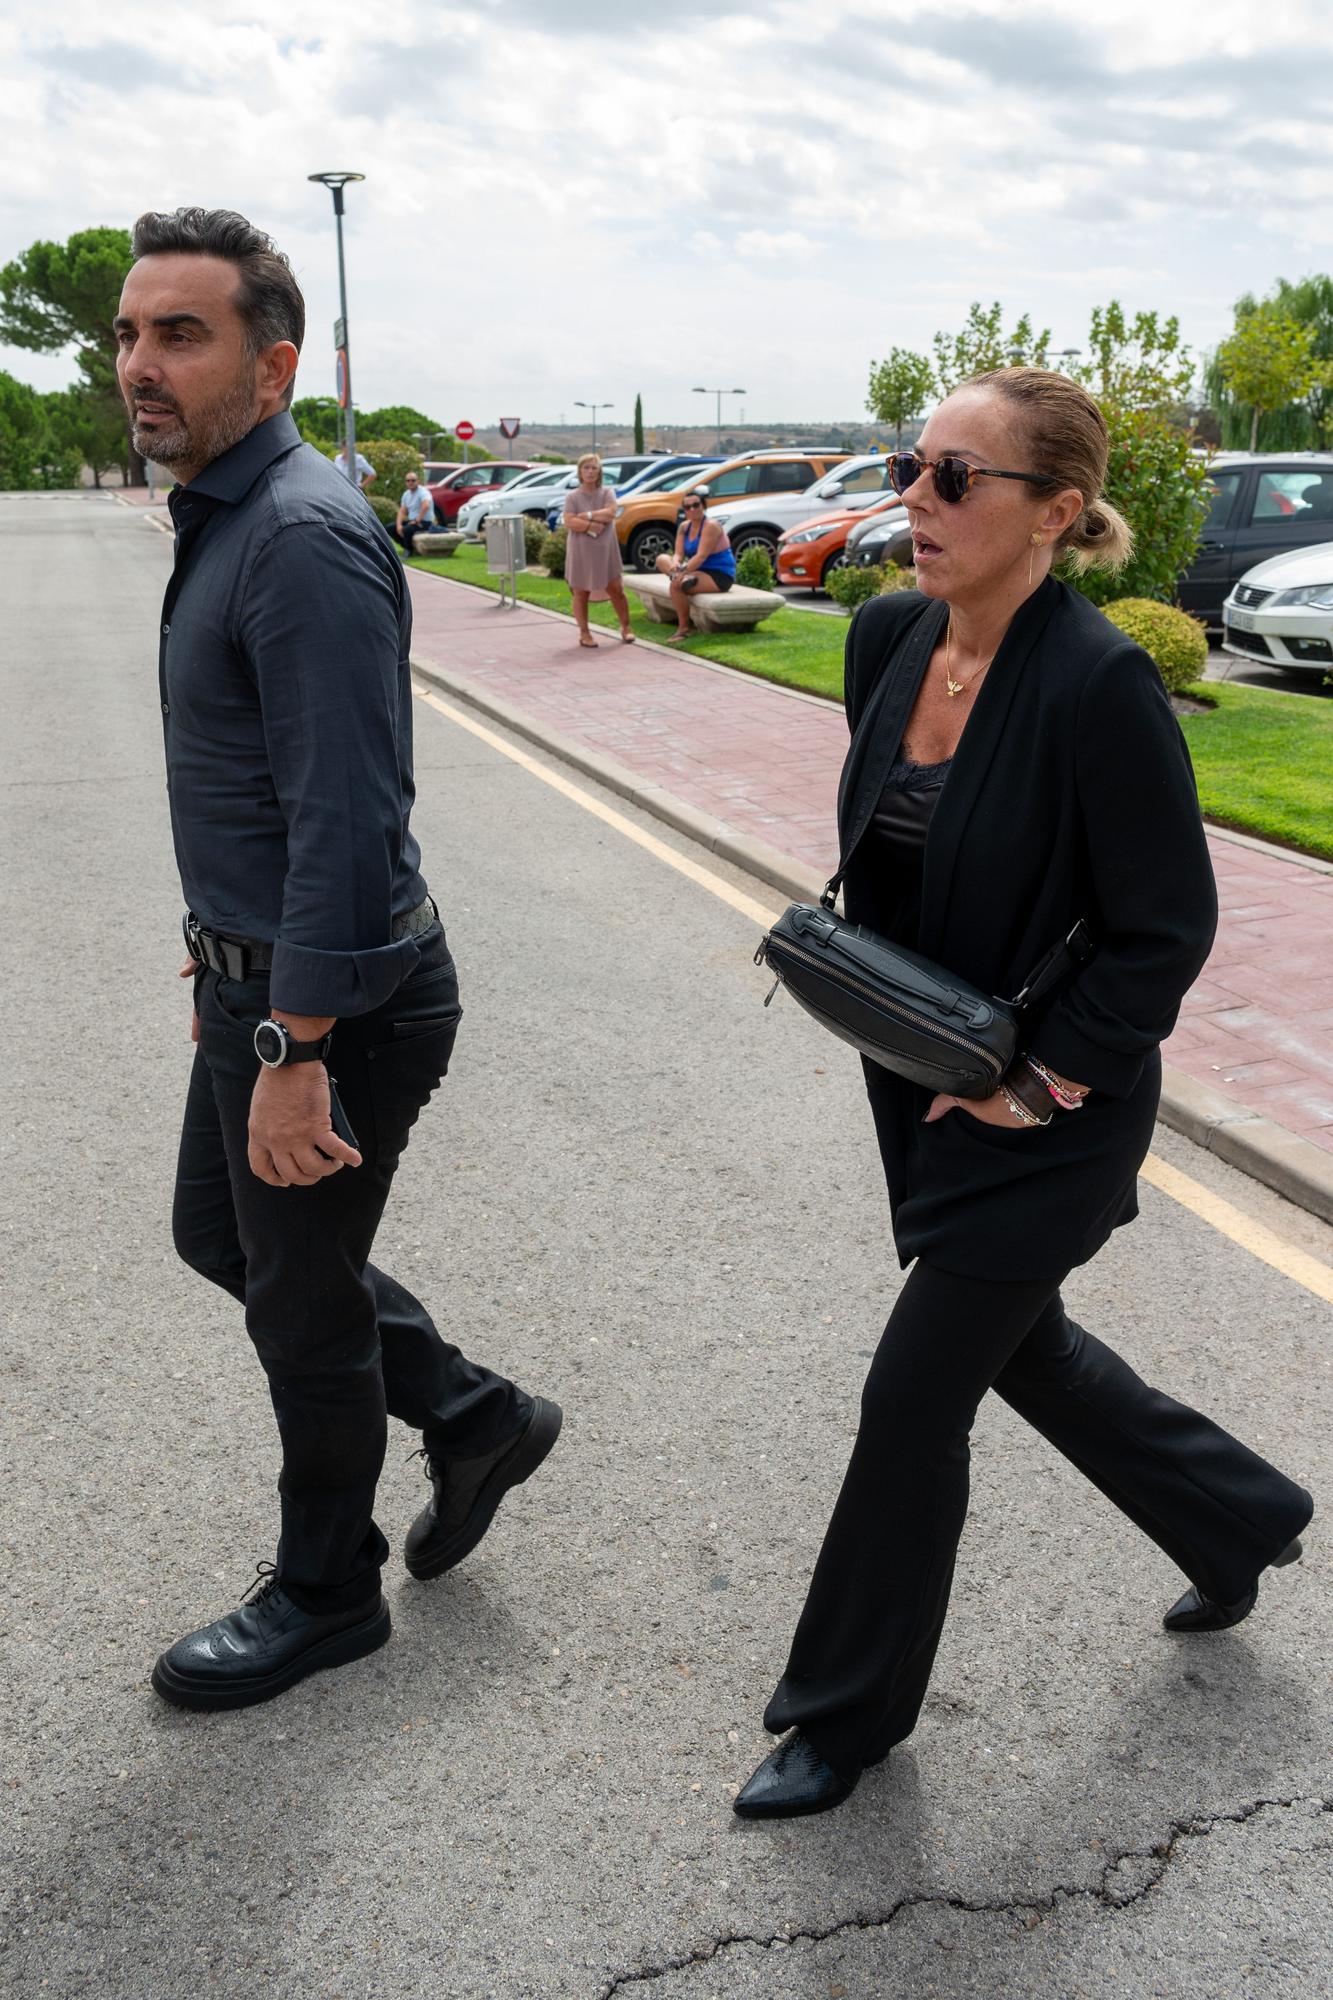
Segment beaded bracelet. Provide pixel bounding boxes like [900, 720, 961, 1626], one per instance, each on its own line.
[1000, 1083, 1042, 1128]
[1023, 1053, 1088, 1111]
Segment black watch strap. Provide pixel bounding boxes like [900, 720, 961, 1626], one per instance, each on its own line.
[254, 1018, 333, 1067]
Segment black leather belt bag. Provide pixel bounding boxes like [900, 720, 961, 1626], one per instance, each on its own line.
[756, 897, 1093, 1098]
[184, 897, 438, 981]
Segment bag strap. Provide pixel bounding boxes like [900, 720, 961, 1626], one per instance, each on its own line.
[1008, 918, 1096, 1013]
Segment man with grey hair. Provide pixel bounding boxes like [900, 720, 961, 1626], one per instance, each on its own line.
[115, 206, 561, 1711]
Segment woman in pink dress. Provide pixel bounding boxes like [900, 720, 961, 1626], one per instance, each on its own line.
[563, 453, 635, 648]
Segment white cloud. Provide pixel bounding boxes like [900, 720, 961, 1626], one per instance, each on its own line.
[1, 0, 1331, 423]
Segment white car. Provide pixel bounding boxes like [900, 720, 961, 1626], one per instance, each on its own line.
[1221, 542, 1333, 681]
[456, 465, 574, 534]
[706, 454, 900, 562]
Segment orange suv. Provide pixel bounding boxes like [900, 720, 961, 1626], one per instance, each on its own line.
[615, 449, 850, 571]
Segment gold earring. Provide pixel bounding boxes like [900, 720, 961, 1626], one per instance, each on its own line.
[1030, 532, 1045, 546]
[1028, 532, 1045, 586]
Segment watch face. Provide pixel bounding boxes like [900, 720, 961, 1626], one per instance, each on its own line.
[254, 1020, 287, 1066]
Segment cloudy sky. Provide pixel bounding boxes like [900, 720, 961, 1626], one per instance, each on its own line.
[4, 0, 1332, 430]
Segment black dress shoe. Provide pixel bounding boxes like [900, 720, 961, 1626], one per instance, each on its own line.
[151, 1565, 390, 1711]
[405, 1395, 563, 1581]
[1163, 1536, 1304, 1633]
[733, 1732, 860, 1819]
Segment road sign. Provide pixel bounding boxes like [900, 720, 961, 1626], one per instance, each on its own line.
[455, 420, 476, 441]
[498, 418, 521, 440]
[333, 316, 346, 350]
[335, 349, 349, 409]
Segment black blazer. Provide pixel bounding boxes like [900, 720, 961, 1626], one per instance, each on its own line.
[838, 579, 1217, 1279]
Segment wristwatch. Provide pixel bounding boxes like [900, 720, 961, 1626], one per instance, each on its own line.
[253, 1018, 333, 1068]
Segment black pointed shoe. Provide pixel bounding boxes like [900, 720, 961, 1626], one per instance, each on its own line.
[733, 1732, 860, 1819]
[151, 1565, 391, 1711]
[405, 1395, 563, 1581]
[1163, 1536, 1305, 1634]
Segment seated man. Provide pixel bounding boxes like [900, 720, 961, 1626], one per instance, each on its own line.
[395, 470, 437, 553]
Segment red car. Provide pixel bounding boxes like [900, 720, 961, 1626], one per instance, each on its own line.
[427, 461, 534, 523]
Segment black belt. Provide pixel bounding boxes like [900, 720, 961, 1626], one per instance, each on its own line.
[184, 898, 438, 981]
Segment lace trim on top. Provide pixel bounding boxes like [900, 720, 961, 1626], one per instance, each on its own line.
[885, 755, 953, 791]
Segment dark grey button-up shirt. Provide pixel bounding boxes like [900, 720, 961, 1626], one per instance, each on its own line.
[160, 411, 429, 1017]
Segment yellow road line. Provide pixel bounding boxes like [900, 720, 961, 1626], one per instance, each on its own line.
[1138, 1154, 1333, 1305]
[416, 683, 1333, 1305]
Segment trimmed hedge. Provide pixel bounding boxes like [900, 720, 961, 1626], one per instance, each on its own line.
[540, 526, 568, 579]
[735, 546, 775, 589]
[826, 564, 884, 612]
[879, 562, 916, 596]
[1103, 597, 1209, 694]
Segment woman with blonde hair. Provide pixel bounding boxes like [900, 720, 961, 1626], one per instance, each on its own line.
[563, 451, 634, 648]
[735, 367, 1313, 1820]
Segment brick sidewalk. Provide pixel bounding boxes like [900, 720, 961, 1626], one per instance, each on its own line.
[407, 569, 1333, 1163]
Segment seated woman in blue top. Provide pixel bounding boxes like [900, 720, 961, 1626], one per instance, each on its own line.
[654, 489, 736, 642]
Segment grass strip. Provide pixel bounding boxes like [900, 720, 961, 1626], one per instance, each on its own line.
[411, 550, 1332, 859]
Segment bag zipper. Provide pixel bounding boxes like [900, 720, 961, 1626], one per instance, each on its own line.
[759, 935, 1006, 1082]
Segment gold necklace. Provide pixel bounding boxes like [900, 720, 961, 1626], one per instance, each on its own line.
[944, 616, 993, 699]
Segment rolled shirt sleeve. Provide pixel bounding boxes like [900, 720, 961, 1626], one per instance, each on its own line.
[1030, 642, 1218, 1098]
[237, 520, 422, 1016]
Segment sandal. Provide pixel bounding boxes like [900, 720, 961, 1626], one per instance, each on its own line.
[619, 630, 636, 645]
[578, 636, 599, 648]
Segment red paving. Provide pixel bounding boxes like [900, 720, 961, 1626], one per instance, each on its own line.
[408, 569, 1333, 1157]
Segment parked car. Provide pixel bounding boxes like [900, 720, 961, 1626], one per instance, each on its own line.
[426, 459, 534, 524]
[614, 449, 852, 571]
[1221, 542, 1333, 680]
[777, 494, 905, 590]
[543, 454, 724, 531]
[422, 461, 461, 483]
[848, 503, 916, 573]
[707, 455, 901, 565]
[455, 463, 573, 534]
[1180, 452, 1333, 625]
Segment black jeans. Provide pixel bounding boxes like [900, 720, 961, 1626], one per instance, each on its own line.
[764, 1260, 1313, 1781]
[395, 520, 433, 554]
[173, 925, 526, 1612]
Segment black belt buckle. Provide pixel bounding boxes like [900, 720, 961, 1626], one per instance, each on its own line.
[183, 910, 203, 963]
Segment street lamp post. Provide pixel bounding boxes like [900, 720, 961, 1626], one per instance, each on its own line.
[1055, 348, 1081, 374]
[308, 171, 366, 482]
[574, 400, 612, 448]
[693, 385, 747, 454]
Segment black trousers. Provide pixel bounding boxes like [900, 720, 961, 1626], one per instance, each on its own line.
[173, 927, 525, 1613]
[764, 1260, 1313, 1781]
[394, 519, 433, 554]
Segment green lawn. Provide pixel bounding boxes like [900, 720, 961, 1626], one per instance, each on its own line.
[1177, 680, 1333, 862]
[410, 549, 1332, 859]
[409, 544, 848, 699]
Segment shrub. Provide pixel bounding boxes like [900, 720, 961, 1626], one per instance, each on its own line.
[1102, 597, 1209, 694]
[333, 437, 423, 505]
[366, 493, 399, 532]
[826, 564, 884, 613]
[735, 546, 775, 590]
[879, 562, 916, 595]
[522, 515, 547, 564]
[1066, 404, 1211, 608]
[539, 526, 567, 578]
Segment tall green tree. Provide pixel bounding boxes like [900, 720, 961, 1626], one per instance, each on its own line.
[291, 395, 342, 445]
[361, 403, 447, 446]
[932, 301, 1050, 394]
[1075, 302, 1195, 411]
[0, 227, 137, 480]
[1208, 276, 1333, 447]
[866, 346, 935, 446]
[633, 392, 644, 453]
[1215, 303, 1328, 452]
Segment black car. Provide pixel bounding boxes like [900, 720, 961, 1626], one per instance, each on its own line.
[1179, 453, 1333, 625]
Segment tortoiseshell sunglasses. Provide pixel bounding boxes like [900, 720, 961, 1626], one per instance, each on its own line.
[887, 452, 1059, 504]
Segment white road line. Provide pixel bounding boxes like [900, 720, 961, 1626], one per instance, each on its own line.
[416, 684, 1333, 1306]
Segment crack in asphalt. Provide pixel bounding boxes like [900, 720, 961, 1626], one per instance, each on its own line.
[597, 1794, 1332, 1996]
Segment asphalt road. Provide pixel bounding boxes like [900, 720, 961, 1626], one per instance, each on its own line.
[2, 492, 1330, 2000]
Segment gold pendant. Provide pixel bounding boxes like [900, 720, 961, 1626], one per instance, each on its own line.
[945, 674, 963, 698]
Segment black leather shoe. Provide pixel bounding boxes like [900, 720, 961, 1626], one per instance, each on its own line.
[151, 1564, 391, 1711]
[405, 1395, 563, 1581]
[1163, 1536, 1304, 1633]
[733, 1732, 860, 1819]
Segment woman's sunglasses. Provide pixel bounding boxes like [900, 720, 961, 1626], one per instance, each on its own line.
[682, 499, 704, 511]
[888, 452, 1058, 505]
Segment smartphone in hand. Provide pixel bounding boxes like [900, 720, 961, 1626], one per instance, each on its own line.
[327, 1077, 361, 1157]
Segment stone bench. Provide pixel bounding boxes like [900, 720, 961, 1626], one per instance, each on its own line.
[412, 531, 466, 556]
[622, 572, 785, 634]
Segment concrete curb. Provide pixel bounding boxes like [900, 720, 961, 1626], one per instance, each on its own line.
[412, 655, 1333, 1230]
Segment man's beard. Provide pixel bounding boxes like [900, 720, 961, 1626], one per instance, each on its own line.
[131, 365, 258, 470]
